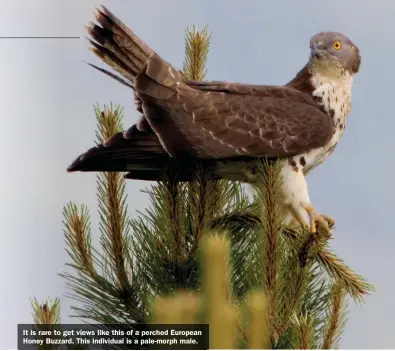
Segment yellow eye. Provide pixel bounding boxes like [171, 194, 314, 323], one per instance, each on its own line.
[333, 41, 341, 50]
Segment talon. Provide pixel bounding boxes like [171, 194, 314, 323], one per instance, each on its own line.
[304, 205, 333, 235]
[304, 204, 318, 233]
[319, 214, 335, 228]
[315, 215, 331, 236]
[310, 215, 317, 233]
[288, 204, 334, 235]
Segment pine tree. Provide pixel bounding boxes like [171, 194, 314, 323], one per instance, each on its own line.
[32, 25, 373, 349]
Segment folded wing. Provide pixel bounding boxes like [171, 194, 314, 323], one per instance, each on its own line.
[69, 6, 335, 174]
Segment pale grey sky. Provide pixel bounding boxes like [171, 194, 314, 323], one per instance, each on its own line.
[1, 0, 394, 348]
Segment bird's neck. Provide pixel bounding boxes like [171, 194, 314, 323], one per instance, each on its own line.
[310, 69, 354, 95]
[286, 63, 315, 95]
[287, 63, 354, 126]
[286, 62, 353, 93]
[312, 69, 354, 128]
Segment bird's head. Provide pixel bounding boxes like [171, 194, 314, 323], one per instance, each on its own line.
[309, 32, 361, 76]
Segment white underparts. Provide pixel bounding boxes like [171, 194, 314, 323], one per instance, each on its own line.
[280, 161, 311, 226]
[280, 70, 354, 227]
[303, 71, 353, 173]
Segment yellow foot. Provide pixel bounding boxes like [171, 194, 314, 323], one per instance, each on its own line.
[304, 205, 333, 236]
[319, 213, 335, 229]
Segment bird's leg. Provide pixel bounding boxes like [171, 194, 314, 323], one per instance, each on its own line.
[289, 206, 309, 232]
[280, 159, 334, 236]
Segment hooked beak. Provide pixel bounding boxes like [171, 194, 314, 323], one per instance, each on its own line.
[311, 44, 325, 58]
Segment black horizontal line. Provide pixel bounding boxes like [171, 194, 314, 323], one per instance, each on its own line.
[0, 36, 80, 39]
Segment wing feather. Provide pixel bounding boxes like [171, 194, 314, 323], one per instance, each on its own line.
[165, 82, 335, 157]
[83, 7, 335, 161]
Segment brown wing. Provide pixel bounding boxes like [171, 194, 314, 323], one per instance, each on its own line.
[83, 6, 334, 162]
[178, 81, 335, 157]
[132, 51, 335, 158]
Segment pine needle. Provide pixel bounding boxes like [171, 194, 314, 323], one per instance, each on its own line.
[94, 103, 123, 143]
[162, 177, 185, 260]
[276, 250, 310, 336]
[246, 291, 270, 349]
[183, 26, 211, 81]
[201, 234, 232, 305]
[30, 298, 62, 350]
[61, 104, 144, 325]
[291, 313, 315, 349]
[31, 298, 61, 325]
[253, 159, 287, 336]
[201, 235, 237, 349]
[284, 226, 373, 301]
[322, 283, 348, 349]
[183, 27, 219, 256]
[152, 292, 200, 324]
[95, 104, 132, 291]
[63, 203, 94, 275]
[315, 248, 374, 301]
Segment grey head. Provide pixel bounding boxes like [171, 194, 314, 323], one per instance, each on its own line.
[309, 32, 361, 74]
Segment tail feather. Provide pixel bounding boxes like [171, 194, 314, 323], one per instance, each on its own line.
[67, 125, 220, 182]
[99, 6, 153, 63]
[87, 6, 185, 99]
[67, 146, 167, 173]
[67, 126, 167, 173]
[85, 62, 133, 88]
[86, 6, 154, 86]
[68, 143, 213, 181]
[70, 6, 206, 178]
[87, 33, 136, 84]
[67, 133, 217, 182]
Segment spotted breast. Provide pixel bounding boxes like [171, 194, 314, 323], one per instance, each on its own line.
[290, 70, 354, 175]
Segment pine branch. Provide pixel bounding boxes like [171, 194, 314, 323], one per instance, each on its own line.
[276, 248, 310, 337]
[253, 159, 287, 338]
[131, 181, 195, 294]
[30, 299, 61, 350]
[183, 26, 211, 81]
[61, 105, 144, 325]
[208, 211, 260, 234]
[94, 103, 123, 144]
[63, 203, 94, 276]
[201, 235, 237, 349]
[246, 291, 270, 349]
[95, 104, 130, 285]
[315, 247, 374, 301]
[285, 227, 373, 301]
[322, 283, 348, 349]
[189, 169, 228, 252]
[152, 292, 200, 324]
[201, 234, 232, 306]
[300, 266, 333, 348]
[61, 202, 144, 324]
[182, 29, 222, 255]
[150, 235, 275, 349]
[31, 298, 61, 325]
[291, 313, 315, 349]
[211, 203, 373, 303]
[95, 104, 141, 317]
[163, 177, 186, 260]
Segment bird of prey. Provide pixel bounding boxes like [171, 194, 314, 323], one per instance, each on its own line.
[68, 6, 361, 234]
